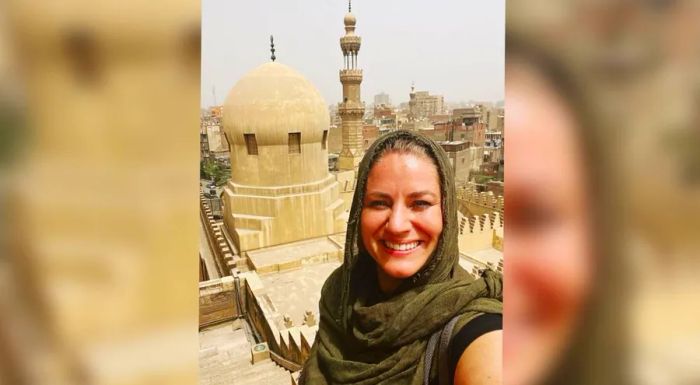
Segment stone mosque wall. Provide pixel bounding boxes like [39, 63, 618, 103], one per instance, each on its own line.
[222, 175, 346, 252]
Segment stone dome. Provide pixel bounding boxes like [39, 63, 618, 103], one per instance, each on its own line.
[223, 62, 329, 147]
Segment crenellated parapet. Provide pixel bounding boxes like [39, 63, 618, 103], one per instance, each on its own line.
[200, 190, 239, 277]
[457, 184, 504, 218]
[457, 210, 503, 255]
[458, 211, 503, 236]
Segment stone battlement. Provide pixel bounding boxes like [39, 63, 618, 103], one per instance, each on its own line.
[457, 184, 504, 218]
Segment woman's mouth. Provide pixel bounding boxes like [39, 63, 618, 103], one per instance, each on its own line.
[382, 240, 421, 252]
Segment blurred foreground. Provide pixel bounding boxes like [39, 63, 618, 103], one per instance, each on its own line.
[506, 1, 700, 384]
[1, 1, 200, 384]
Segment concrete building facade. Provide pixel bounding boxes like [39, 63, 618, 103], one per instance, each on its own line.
[408, 85, 444, 120]
[373, 92, 391, 106]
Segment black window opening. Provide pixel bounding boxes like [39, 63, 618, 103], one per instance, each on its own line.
[244, 133, 258, 155]
[322, 130, 328, 150]
[289, 132, 301, 154]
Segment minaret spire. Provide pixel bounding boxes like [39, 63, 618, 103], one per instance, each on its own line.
[270, 35, 276, 62]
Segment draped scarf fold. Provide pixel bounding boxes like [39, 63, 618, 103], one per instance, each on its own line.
[300, 130, 502, 385]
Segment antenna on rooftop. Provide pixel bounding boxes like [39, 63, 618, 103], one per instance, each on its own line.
[270, 35, 276, 62]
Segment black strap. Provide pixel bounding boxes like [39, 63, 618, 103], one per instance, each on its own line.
[424, 313, 502, 385]
[423, 327, 441, 385]
[438, 316, 461, 385]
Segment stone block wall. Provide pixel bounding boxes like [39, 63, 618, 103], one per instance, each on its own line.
[199, 276, 241, 328]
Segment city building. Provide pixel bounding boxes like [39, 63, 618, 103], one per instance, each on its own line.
[484, 130, 503, 163]
[437, 140, 472, 183]
[373, 104, 396, 129]
[362, 124, 379, 150]
[452, 106, 481, 126]
[408, 84, 445, 120]
[373, 91, 391, 106]
[436, 140, 485, 183]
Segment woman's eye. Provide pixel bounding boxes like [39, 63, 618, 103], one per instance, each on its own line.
[366, 200, 390, 208]
[412, 200, 433, 209]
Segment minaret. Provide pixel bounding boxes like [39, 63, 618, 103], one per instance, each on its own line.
[408, 82, 416, 122]
[337, 0, 365, 171]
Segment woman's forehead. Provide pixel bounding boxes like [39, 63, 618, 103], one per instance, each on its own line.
[365, 152, 441, 193]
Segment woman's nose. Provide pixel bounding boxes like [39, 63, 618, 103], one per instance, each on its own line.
[386, 205, 411, 234]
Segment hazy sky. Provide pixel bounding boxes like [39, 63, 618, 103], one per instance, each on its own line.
[201, 0, 504, 108]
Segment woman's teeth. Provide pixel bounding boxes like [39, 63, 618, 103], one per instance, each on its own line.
[384, 241, 420, 251]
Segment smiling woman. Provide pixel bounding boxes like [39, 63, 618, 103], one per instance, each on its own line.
[299, 130, 503, 385]
[361, 146, 443, 294]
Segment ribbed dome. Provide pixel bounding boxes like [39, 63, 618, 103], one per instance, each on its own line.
[223, 62, 329, 147]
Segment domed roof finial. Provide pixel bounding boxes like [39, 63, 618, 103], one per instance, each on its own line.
[349, 0, 351, 12]
[270, 35, 276, 62]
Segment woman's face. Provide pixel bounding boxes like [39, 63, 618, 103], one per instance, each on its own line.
[504, 61, 594, 385]
[361, 152, 443, 294]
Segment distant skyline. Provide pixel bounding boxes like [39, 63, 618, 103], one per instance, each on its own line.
[201, 0, 504, 108]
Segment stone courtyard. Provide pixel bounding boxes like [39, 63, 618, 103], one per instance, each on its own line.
[260, 261, 341, 327]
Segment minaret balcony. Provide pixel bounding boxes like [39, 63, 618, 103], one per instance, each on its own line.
[339, 69, 363, 82]
[338, 104, 365, 117]
[340, 35, 361, 45]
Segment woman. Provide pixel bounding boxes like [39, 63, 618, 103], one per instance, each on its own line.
[300, 130, 503, 385]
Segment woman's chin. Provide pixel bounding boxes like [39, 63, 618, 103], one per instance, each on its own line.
[378, 260, 422, 280]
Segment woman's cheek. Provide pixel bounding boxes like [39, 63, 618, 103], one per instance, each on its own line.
[534, 221, 593, 302]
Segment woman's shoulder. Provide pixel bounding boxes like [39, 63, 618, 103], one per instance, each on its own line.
[452, 327, 502, 385]
[449, 313, 503, 385]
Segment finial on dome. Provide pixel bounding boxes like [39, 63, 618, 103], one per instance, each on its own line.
[270, 35, 276, 62]
[349, 0, 351, 12]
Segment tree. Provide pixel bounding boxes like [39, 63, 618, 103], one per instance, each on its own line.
[200, 160, 229, 186]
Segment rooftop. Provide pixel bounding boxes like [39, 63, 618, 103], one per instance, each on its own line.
[259, 261, 341, 327]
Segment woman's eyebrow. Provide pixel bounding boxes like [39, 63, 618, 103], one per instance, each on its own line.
[408, 191, 439, 199]
[365, 191, 391, 200]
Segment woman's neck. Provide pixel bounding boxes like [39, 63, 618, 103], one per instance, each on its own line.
[376, 267, 402, 295]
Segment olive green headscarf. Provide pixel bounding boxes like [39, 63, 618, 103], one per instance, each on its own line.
[300, 130, 502, 385]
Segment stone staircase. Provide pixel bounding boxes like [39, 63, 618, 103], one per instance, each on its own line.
[200, 321, 291, 385]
